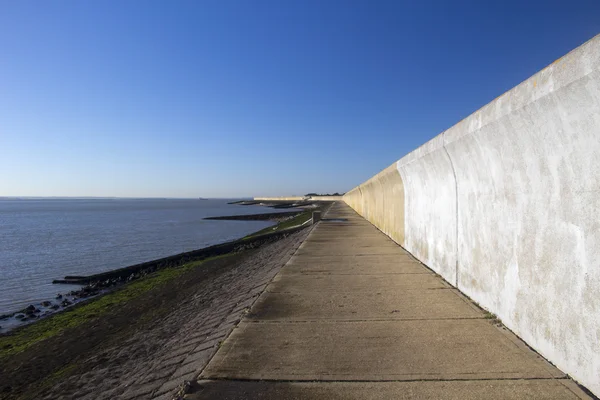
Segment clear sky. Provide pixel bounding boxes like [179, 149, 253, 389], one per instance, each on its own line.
[1, 1, 599, 198]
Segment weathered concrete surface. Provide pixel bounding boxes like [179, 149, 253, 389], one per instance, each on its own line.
[247, 290, 481, 321]
[266, 272, 448, 292]
[204, 320, 565, 381]
[193, 380, 590, 400]
[282, 254, 429, 275]
[343, 164, 406, 245]
[193, 203, 589, 399]
[344, 34, 600, 395]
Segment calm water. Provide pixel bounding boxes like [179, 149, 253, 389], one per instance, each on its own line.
[0, 198, 281, 315]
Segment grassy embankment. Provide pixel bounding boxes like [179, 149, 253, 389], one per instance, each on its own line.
[0, 256, 223, 359]
[243, 210, 315, 239]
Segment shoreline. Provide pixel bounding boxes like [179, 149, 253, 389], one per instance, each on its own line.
[0, 197, 298, 321]
[0, 203, 329, 333]
[0, 217, 317, 399]
[0, 222, 306, 333]
[202, 210, 301, 221]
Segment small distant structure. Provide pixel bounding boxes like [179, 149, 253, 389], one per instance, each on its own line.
[312, 210, 322, 224]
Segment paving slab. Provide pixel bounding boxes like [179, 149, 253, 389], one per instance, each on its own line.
[283, 255, 430, 275]
[190, 380, 588, 400]
[288, 252, 419, 262]
[307, 231, 385, 236]
[201, 319, 562, 381]
[248, 289, 481, 321]
[301, 236, 399, 244]
[266, 272, 449, 293]
[294, 245, 408, 256]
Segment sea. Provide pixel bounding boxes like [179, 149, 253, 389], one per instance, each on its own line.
[0, 198, 284, 318]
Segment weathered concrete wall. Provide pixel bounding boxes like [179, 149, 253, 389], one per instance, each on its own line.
[345, 165, 405, 245]
[344, 34, 600, 396]
[398, 136, 457, 285]
[308, 195, 344, 201]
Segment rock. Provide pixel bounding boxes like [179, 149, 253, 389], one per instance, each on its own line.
[0, 314, 11, 320]
[25, 306, 39, 315]
[56, 294, 63, 300]
[50, 304, 60, 310]
[41, 301, 52, 307]
[15, 314, 25, 319]
[61, 299, 72, 307]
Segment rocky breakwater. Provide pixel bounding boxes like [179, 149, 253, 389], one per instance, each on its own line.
[203, 211, 302, 222]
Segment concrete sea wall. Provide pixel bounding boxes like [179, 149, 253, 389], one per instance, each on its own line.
[344, 34, 600, 396]
[307, 195, 343, 201]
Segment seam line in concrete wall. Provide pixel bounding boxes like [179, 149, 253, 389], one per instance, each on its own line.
[396, 146, 438, 169]
[357, 186, 363, 205]
[442, 135, 459, 288]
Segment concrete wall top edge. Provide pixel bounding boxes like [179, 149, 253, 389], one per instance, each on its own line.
[346, 33, 599, 199]
[392, 33, 600, 165]
[443, 33, 600, 145]
[396, 134, 446, 168]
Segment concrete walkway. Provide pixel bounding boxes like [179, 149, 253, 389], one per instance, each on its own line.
[193, 202, 590, 399]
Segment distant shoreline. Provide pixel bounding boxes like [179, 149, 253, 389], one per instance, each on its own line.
[0, 199, 282, 326]
[0, 196, 252, 200]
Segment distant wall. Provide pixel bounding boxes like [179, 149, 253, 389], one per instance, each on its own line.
[254, 197, 306, 201]
[253, 196, 343, 202]
[344, 34, 600, 396]
[308, 195, 343, 201]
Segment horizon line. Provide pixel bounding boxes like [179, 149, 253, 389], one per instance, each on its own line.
[0, 196, 253, 200]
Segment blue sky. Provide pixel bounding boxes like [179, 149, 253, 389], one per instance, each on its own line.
[1, 1, 599, 198]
